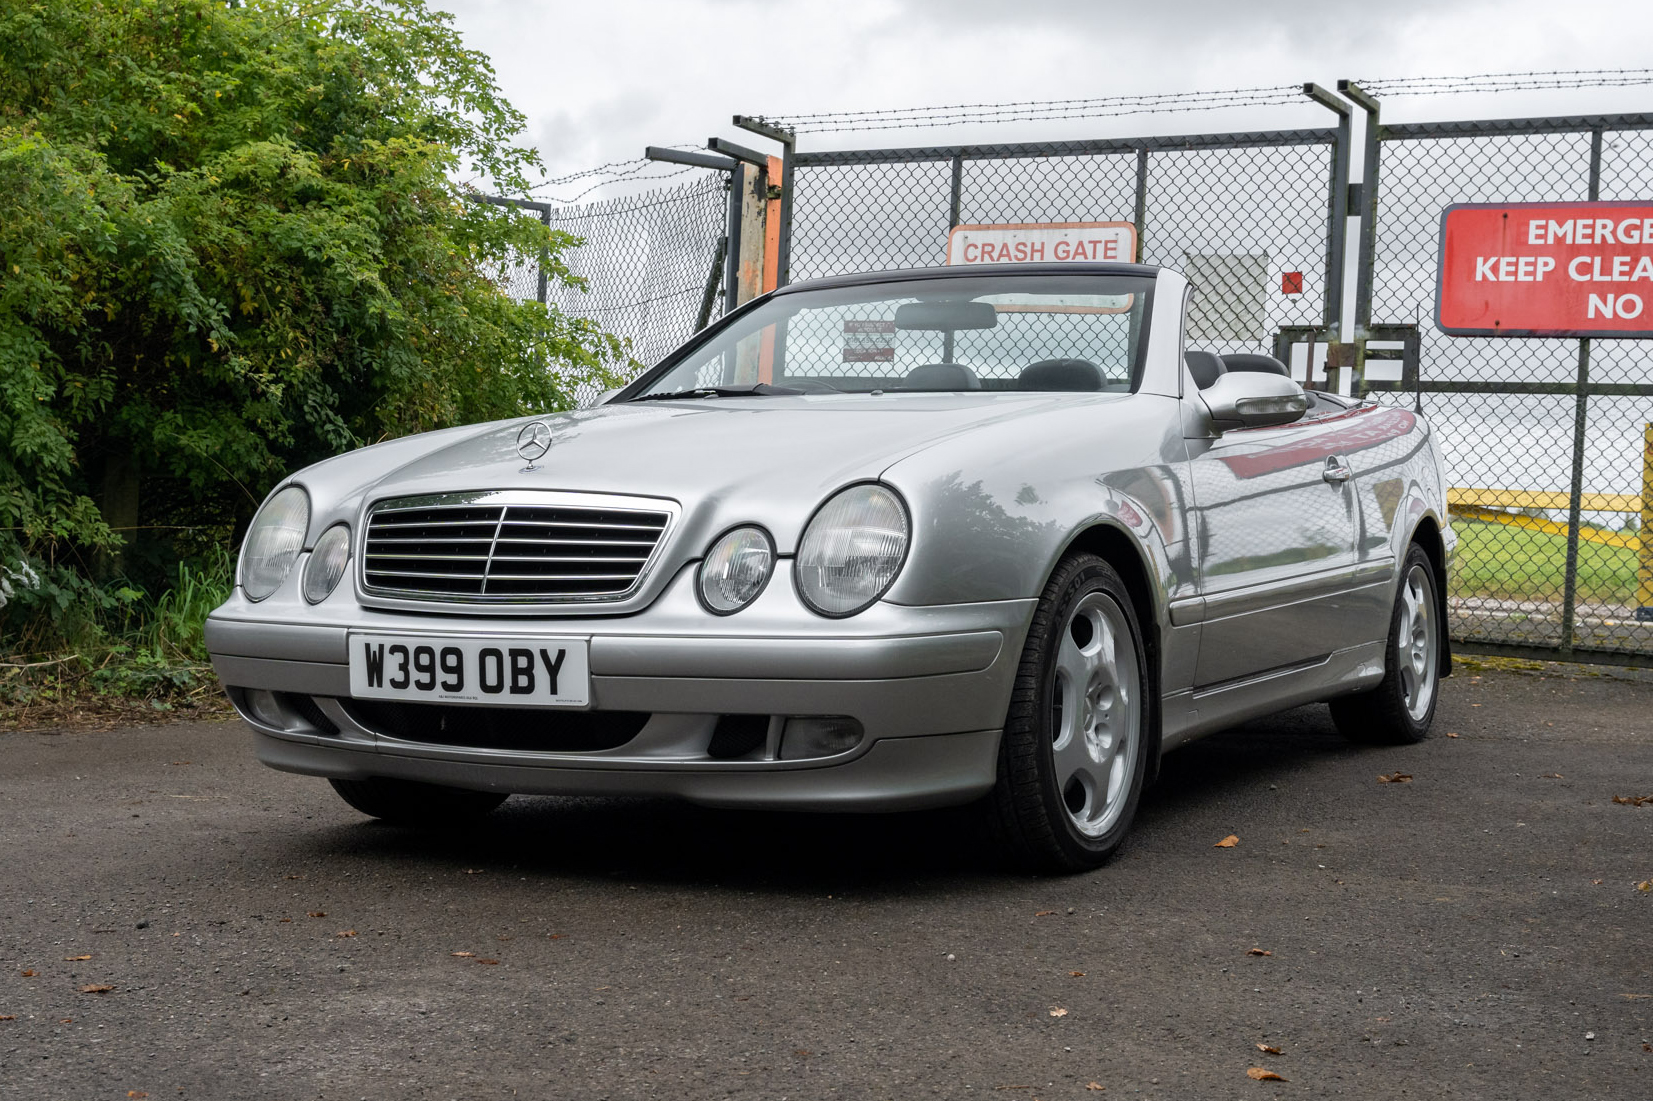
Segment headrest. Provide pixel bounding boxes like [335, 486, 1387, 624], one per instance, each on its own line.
[1185, 350, 1227, 390]
[901, 362, 981, 390]
[1222, 353, 1290, 377]
[1019, 359, 1104, 392]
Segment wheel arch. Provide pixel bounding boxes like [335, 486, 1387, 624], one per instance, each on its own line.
[1059, 521, 1165, 783]
[1406, 513, 1453, 678]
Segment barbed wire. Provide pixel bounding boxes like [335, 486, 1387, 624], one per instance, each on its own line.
[1352, 68, 1653, 98]
[755, 84, 1307, 135]
[530, 144, 711, 203]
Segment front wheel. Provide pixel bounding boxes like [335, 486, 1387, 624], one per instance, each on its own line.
[1329, 544, 1442, 745]
[987, 554, 1152, 874]
[329, 777, 509, 826]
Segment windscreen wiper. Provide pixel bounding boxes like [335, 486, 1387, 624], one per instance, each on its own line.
[628, 383, 803, 402]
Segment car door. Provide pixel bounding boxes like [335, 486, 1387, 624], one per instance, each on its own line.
[1184, 384, 1369, 688]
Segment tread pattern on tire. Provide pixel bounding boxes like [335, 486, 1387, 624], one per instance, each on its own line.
[987, 553, 1150, 874]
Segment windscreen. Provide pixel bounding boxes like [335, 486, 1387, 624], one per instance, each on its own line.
[630, 274, 1155, 397]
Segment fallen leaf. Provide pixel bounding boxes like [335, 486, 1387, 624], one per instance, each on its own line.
[1069, 971, 1086, 977]
[306, 911, 326, 918]
[1377, 772, 1413, 783]
[20, 971, 36, 978]
[80, 985, 113, 994]
[548, 934, 567, 940]
[1246, 1067, 1287, 1081]
[1620, 993, 1652, 999]
[1637, 881, 1651, 892]
[1049, 1007, 1068, 1017]
[59, 1017, 72, 1023]
[1645, 1042, 1652, 1052]
[1214, 835, 1239, 848]
[450, 952, 475, 958]
[0, 1015, 15, 1021]
[1542, 773, 1563, 779]
[64, 955, 91, 961]
[1256, 1043, 1282, 1055]
[1611, 794, 1652, 806]
[1592, 880, 1604, 886]
[284, 875, 303, 880]
[1034, 910, 1056, 917]
[129, 1093, 149, 1098]
[1445, 732, 1460, 738]
[1247, 948, 1273, 957]
[278, 918, 292, 923]
[476, 958, 500, 965]
[1086, 1085, 1105, 1092]
[335, 930, 356, 938]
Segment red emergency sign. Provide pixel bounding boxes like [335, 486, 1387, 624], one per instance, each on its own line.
[1436, 201, 1653, 337]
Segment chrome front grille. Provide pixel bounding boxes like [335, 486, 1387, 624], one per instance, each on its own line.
[361, 491, 674, 604]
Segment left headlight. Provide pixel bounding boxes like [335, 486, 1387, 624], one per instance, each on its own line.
[698, 526, 775, 615]
[795, 483, 910, 617]
[239, 485, 309, 601]
[302, 523, 351, 604]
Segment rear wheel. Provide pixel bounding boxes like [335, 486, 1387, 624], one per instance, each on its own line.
[988, 554, 1151, 873]
[1329, 544, 1441, 745]
[328, 777, 508, 826]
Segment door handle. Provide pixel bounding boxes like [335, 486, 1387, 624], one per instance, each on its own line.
[1322, 457, 1353, 485]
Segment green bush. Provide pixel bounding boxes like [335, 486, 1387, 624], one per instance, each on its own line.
[0, 0, 628, 686]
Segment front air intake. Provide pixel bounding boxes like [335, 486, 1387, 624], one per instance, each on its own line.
[360, 490, 674, 604]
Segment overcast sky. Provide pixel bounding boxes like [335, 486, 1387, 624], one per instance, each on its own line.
[439, 0, 1653, 196]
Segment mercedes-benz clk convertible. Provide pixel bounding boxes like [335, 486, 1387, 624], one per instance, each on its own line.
[207, 263, 1452, 872]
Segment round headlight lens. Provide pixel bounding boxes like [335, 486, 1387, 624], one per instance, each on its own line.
[795, 484, 910, 617]
[240, 486, 309, 601]
[698, 526, 775, 614]
[302, 523, 351, 605]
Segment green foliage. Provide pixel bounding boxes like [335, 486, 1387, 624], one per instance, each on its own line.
[0, 0, 627, 675]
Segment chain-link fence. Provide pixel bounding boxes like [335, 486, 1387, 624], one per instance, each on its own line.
[788, 127, 1348, 356]
[480, 171, 730, 376]
[1352, 107, 1653, 663]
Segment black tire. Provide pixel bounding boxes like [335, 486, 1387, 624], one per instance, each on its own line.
[328, 777, 508, 826]
[1329, 543, 1442, 745]
[987, 553, 1153, 874]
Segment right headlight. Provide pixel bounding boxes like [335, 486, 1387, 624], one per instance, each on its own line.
[795, 483, 910, 617]
[239, 485, 309, 601]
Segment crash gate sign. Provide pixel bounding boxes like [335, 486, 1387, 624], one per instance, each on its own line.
[947, 222, 1137, 267]
[1437, 201, 1653, 337]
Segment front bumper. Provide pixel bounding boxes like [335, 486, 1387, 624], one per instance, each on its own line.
[207, 561, 1034, 812]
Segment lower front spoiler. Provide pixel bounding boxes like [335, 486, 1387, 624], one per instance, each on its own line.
[252, 728, 1001, 813]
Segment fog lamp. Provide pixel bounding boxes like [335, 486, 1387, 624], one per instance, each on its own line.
[777, 716, 865, 761]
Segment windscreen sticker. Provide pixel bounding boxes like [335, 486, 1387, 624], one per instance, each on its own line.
[842, 320, 895, 362]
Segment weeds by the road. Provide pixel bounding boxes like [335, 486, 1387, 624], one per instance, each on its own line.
[2, 549, 233, 733]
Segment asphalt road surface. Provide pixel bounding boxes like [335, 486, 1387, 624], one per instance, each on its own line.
[3, 663, 1651, 1100]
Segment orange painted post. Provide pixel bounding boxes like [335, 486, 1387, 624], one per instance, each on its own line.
[763, 155, 782, 294]
[1637, 422, 1653, 622]
[756, 155, 783, 384]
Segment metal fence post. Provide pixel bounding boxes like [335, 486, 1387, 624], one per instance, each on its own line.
[947, 154, 964, 230]
[1132, 147, 1149, 263]
[536, 207, 551, 305]
[1339, 81, 1383, 397]
[1304, 85, 1352, 348]
[732, 116, 797, 287]
[1559, 126, 1605, 655]
[722, 166, 744, 315]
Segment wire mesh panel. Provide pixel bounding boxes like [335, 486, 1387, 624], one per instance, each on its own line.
[481, 172, 729, 389]
[1364, 119, 1653, 661]
[545, 173, 728, 368]
[1145, 144, 1334, 355]
[789, 132, 1342, 365]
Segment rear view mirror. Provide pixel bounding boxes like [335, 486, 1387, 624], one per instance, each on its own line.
[894, 300, 998, 331]
[1199, 372, 1308, 431]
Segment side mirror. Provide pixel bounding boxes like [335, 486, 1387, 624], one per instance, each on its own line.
[1199, 372, 1308, 431]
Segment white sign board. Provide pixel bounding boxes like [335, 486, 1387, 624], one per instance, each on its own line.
[946, 222, 1137, 267]
[945, 222, 1139, 313]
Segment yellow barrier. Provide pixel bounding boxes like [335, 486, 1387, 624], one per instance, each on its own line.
[1449, 504, 1640, 550]
[1447, 487, 1641, 513]
[1640, 424, 1653, 620]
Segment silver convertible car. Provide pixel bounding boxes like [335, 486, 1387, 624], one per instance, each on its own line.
[207, 263, 1452, 872]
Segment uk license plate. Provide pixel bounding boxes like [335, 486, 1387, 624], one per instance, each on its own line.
[347, 633, 590, 707]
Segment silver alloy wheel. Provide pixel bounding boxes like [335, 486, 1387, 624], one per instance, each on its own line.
[1050, 590, 1140, 838]
[1398, 562, 1438, 721]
